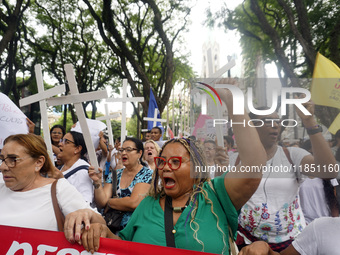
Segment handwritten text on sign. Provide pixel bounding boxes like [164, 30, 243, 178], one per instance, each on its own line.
[0, 93, 28, 149]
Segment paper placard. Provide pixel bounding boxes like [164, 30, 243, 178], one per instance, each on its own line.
[71, 118, 107, 150]
[0, 93, 28, 149]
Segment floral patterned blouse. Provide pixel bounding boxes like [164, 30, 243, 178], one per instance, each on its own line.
[106, 166, 153, 228]
[230, 146, 310, 243]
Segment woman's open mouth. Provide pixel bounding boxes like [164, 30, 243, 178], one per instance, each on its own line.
[163, 177, 176, 189]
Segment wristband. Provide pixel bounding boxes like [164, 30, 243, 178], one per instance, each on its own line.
[306, 124, 319, 130]
[306, 125, 322, 135]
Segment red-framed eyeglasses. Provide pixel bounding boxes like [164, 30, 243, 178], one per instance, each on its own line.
[154, 156, 190, 171]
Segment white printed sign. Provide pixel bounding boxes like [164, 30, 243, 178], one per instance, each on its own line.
[0, 93, 28, 149]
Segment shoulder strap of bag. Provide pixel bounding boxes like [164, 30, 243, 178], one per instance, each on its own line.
[283, 146, 301, 182]
[64, 165, 89, 179]
[111, 168, 118, 197]
[283, 147, 293, 165]
[51, 179, 65, 232]
[104, 168, 119, 214]
[164, 195, 176, 247]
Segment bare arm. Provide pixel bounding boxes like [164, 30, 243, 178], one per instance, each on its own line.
[88, 166, 112, 208]
[107, 183, 150, 211]
[98, 131, 108, 158]
[26, 118, 35, 134]
[217, 85, 266, 210]
[296, 100, 337, 179]
[239, 241, 299, 255]
[52, 144, 61, 155]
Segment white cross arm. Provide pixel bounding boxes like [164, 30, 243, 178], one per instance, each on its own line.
[213, 59, 236, 78]
[97, 113, 120, 121]
[106, 97, 144, 103]
[46, 90, 108, 107]
[143, 117, 167, 122]
[19, 85, 66, 107]
[198, 59, 236, 85]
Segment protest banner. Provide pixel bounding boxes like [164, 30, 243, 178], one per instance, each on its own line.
[0, 225, 213, 255]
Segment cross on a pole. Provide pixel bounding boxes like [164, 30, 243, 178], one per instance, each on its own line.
[106, 79, 144, 142]
[46, 64, 108, 171]
[143, 108, 167, 129]
[196, 50, 236, 147]
[19, 64, 66, 163]
[97, 104, 120, 146]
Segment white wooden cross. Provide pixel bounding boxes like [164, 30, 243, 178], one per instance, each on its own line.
[106, 79, 144, 142]
[19, 64, 66, 163]
[197, 49, 236, 147]
[97, 104, 120, 146]
[46, 64, 108, 171]
[143, 108, 167, 130]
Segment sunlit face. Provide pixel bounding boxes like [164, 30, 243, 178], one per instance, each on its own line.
[144, 142, 158, 162]
[120, 141, 142, 168]
[158, 143, 194, 199]
[0, 141, 40, 191]
[51, 127, 63, 145]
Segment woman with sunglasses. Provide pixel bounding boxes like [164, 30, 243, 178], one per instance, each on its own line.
[0, 133, 104, 233]
[58, 131, 93, 204]
[71, 85, 267, 254]
[88, 137, 153, 231]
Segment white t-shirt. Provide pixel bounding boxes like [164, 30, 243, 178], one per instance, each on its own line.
[61, 159, 93, 203]
[230, 146, 310, 243]
[0, 178, 92, 231]
[299, 178, 338, 224]
[292, 217, 340, 255]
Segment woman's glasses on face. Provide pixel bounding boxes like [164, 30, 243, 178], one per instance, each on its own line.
[118, 147, 138, 153]
[59, 138, 75, 145]
[0, 155, 30, 167]
[154, 156, 189, 171]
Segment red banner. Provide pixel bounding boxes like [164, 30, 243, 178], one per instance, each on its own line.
[0, 225, 215, 255]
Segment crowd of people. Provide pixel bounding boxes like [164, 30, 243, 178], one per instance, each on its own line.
[1, 86, 340, 255]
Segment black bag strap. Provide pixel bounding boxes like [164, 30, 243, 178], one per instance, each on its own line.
[164, 195, 176, 247]
[111, 168, 118, 197]
[64, 165, 89, 179]
[104, 168, 119, 215]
